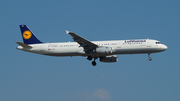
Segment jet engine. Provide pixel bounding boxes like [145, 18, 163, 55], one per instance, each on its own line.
[99, 55, 118, 62]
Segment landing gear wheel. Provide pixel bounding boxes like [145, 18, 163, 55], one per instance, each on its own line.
[92, 61, 97, 66]
[148, 57, 152, 61]
[148, 53, 152, 61]
[87, 55, 92, 61]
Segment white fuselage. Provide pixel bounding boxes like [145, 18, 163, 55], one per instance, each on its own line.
[17, 39, 167, 57]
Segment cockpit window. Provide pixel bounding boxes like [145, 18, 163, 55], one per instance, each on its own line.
[155, 42, 161, 44]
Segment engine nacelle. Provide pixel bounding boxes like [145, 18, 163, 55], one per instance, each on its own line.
[94, 47, 114, 54]
[99, 55, 118, 62]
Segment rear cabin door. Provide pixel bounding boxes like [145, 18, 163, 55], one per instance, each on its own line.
[40, 45, 44, 51]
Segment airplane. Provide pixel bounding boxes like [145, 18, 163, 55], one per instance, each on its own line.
[16, 25, 167, 66]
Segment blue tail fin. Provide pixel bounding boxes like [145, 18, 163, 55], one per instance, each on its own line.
[20, 25, 42, 44]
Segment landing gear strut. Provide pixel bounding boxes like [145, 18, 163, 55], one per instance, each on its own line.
[86, 55, 98, 66]
[148, 53, 152, 61]
[92, 57, 98, 66]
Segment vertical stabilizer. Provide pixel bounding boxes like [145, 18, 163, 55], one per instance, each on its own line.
[20, 25, 42, 44]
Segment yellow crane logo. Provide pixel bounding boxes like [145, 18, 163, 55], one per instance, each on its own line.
[23, 30, 32, 39]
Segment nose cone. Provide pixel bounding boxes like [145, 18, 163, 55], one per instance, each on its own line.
[162, 44, 168, 51]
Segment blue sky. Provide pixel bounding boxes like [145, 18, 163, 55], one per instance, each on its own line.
[0, 0, 180, 101]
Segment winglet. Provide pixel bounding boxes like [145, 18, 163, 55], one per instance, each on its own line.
[16, 42, 32, 48]
[66, 30, 70, 34]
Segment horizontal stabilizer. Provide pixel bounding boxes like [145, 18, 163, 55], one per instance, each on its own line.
[16, 42, 32, 48]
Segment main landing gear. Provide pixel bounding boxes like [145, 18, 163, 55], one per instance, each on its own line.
[92, 60, 97, 66]
[87, 55, 92, 61]
[148, 53, 152, 61]
[87, 55, 97, 66]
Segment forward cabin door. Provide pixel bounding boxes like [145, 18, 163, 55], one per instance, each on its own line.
[147, 39, 151, 47]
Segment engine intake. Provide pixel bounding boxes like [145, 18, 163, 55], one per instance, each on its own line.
[100, 55, 118, 62]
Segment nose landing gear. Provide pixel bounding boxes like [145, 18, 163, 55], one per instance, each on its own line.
[148, 53, 152, 61]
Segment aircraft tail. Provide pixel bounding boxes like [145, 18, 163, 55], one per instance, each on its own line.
[20, 25, 42, 44]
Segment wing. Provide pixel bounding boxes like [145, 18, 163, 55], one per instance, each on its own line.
[66, 30, 98, 52]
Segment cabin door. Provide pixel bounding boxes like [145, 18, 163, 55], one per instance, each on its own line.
[147, 39, 151, 47]
[40, 45, 44, 51]
[117, 42, 121, 48]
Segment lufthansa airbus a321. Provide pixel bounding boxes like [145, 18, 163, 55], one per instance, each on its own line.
[16, 25, 167, 66]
